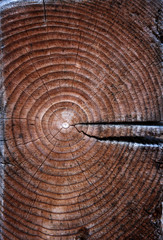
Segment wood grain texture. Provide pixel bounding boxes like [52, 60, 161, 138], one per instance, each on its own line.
[0, 0, 162, 239]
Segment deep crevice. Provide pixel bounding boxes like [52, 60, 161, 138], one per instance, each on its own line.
[83, 133, 163, 145]
[74, 121, 163, 126]
[75, 127, 163, 145]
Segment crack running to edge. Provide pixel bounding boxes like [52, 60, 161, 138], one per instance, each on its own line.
[73, 121, 163, 126]
[74, 126, 163, 145]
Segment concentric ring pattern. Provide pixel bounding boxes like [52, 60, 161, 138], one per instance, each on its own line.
[0, 1, 162, 239]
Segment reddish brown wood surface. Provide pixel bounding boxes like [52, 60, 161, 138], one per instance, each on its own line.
[0, 0, 162, 239]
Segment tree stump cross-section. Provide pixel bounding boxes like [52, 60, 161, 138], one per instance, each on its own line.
[0, 0, 162, 239]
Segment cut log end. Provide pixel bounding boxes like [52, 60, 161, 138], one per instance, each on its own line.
[0, 0, 162, 239]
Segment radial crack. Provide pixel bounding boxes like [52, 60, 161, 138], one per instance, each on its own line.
[81, 132, 163, 145]
[74, 124, 163, 145]
[74, 121, 163, 126]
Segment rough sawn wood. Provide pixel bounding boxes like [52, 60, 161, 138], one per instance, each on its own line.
[0, 0, 162, 239]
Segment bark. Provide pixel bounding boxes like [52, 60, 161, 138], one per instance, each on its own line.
[0, 0, 162, 239]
